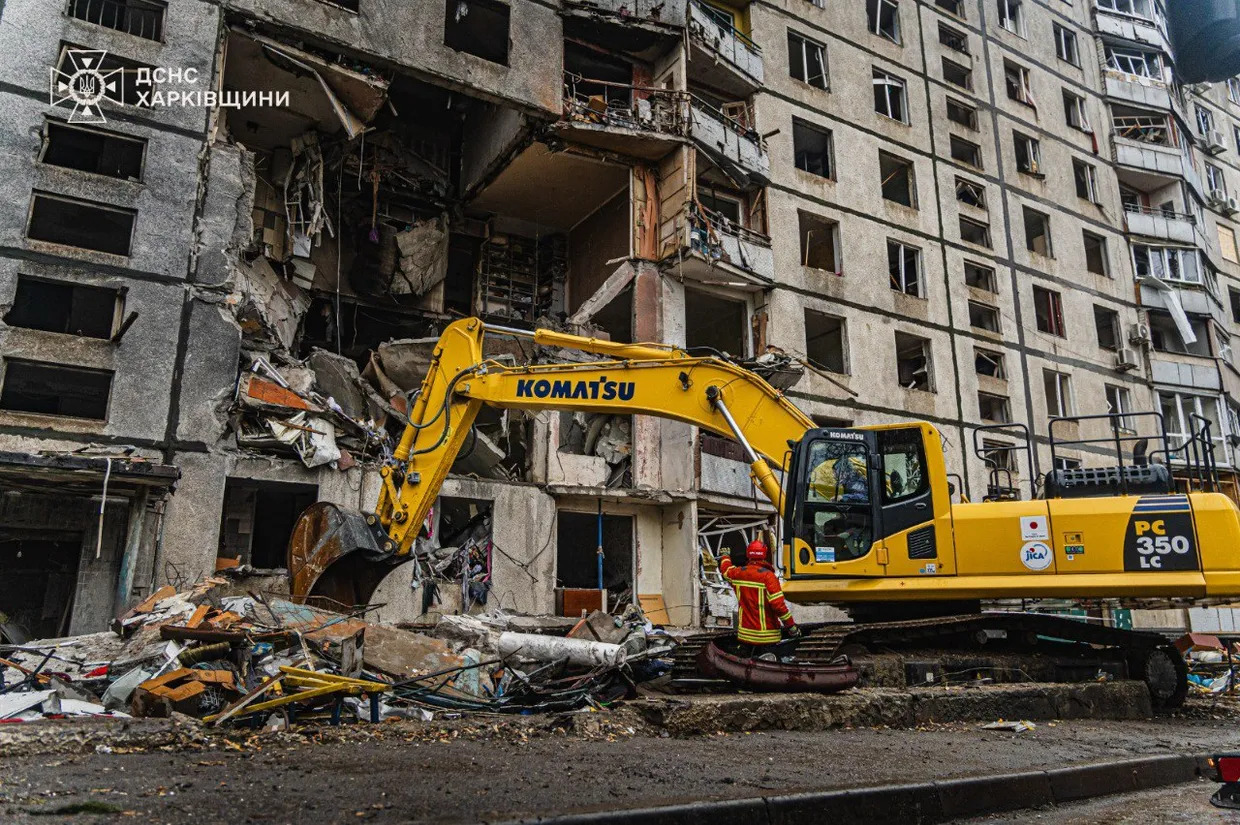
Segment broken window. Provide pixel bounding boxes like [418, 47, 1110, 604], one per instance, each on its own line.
[965, 261, 997, 291]
[68, 0, 164, 40]
[1024, 207, 1052, 256]
[942, 57, 972, 90]
[1094, 305, 1120, 350]
[1206, 163, 1227, 196]
[27, 192, 135, 256]
[218, 479, 318, 570]
[936, 0, 964, 16]
[959, 216, 992, 247]
[1133, 245, 1201, 284]
[1033, 285, 1065, 336]
[1112, 105, 1172, 145]
[1084, 231, 1109, 276]
[788, 31, 829, 89]
[0, 359, 111, 419]
[444, 0, 510, 65]
[1106, 45, 1161, 78]
[1106, 384, 1133, 430]
[873, 69, 908, 122]
[968, 300, 1000, 332]
[867, 0, 900, 42]
[1004, 62, 1035, 106]
[879, 151, 916, 207]
[793, 118, 833, 178]
[5, 276, 120, 339]
[950, 135, 982, 167]
[685, 288, 747, 356]
[1063, 91, 1090, 131]
[955, 177, 985, 208]
[1053, 23, 1078, 66]
[805, 308, 847, 373]
[799, 211, 840, 272]
[947, 97, 977, 129]
[1043, 369, 1073, 417]
[1231, 288, 1240, 322]
[939, 23, 969, 54]
[888, 240, 921, 296]
[1074, 159, 1100, 203]
[1149, 311, 1211, 355]
[982, 439, 1019, 474]
[975, 347, 1005, 378]
[997, 0, 1024, 35]
[978, 392, 1011, 422]
[41, 121, 145, 180]
[895, 332, 932, 391]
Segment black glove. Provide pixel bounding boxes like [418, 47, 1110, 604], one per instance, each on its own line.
[784, 624, 802, 639]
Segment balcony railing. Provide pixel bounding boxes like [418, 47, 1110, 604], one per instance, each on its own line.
[679, 202, 773, 281]
[688, 95, 769, 182]
[562, 74, 690, 136]
[688, 0, 763, 86]
[1124, 202, 1194, 222]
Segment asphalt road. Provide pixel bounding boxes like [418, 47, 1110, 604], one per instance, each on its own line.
[967, 779, 1240, 824]
[3, 716, 1240, 824]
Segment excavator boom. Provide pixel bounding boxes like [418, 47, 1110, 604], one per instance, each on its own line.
[289, 317, 813, 604]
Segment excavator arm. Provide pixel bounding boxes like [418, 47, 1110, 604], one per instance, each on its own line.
[289, 317, 814, 604]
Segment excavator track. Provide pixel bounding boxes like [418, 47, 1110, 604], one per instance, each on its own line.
[671, 612, 1188, 709]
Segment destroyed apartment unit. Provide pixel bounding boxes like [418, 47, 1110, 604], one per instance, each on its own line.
[0, 0, 793, 640]
[186, 5, 786, 629]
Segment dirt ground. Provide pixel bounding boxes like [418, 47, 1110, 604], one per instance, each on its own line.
[3, 710, 1240, 824]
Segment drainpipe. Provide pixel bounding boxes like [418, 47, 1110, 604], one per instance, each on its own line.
[596, 499, 605, 611]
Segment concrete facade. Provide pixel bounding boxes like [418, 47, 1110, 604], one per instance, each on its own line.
[2, 0, 1239, 637]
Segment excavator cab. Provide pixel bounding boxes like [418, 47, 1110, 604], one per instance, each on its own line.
[783, 424, 944, 578]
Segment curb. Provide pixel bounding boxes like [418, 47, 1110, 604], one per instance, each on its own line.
[497, 754, 1208, 825]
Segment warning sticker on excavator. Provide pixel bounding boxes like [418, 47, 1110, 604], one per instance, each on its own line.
[1123, 496, 1198, 572]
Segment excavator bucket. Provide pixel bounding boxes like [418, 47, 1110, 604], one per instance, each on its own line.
[287, 502, 405, 608]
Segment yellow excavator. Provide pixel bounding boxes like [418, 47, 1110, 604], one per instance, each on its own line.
[288, 317, 1240, 706]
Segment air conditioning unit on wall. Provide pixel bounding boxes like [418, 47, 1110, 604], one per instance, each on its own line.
[1206, 129, 1228, 154]
[1114, 347, 1140, 371]
[1129, 322, 1151, 346]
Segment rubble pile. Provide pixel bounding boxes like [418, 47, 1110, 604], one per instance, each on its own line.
[0, 580, 675, 727]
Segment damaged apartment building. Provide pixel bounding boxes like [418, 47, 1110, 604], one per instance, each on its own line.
[7, 0, 1240, 638]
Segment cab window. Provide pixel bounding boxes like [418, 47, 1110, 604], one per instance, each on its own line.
[806, 441, 870, 502]
[802, 439, 874, 562]
[879, 427, 928, 504]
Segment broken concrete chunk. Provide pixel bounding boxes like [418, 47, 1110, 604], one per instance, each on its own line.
[394, 217, 449, 296]
[307, 348, 367, 420]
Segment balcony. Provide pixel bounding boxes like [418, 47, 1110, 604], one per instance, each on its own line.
[1112, 134, 1205, 199]
[663, 202, 773, 286]
[1103, 71, 1175, 110]
[1123, 204, 1196, 244]
[688, 97, 770, 185]
[687, 0, 763, 97]
[561, 0, 687, 32]
[1151, 358, 1221, 391]
[1094, 6, 1173, 55]
[558, 76, 689, 160]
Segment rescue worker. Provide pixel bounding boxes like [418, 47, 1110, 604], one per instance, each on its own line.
[719, 539, 801, 659]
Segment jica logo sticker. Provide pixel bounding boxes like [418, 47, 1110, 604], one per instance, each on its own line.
[1020, 540, 1053, 571]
